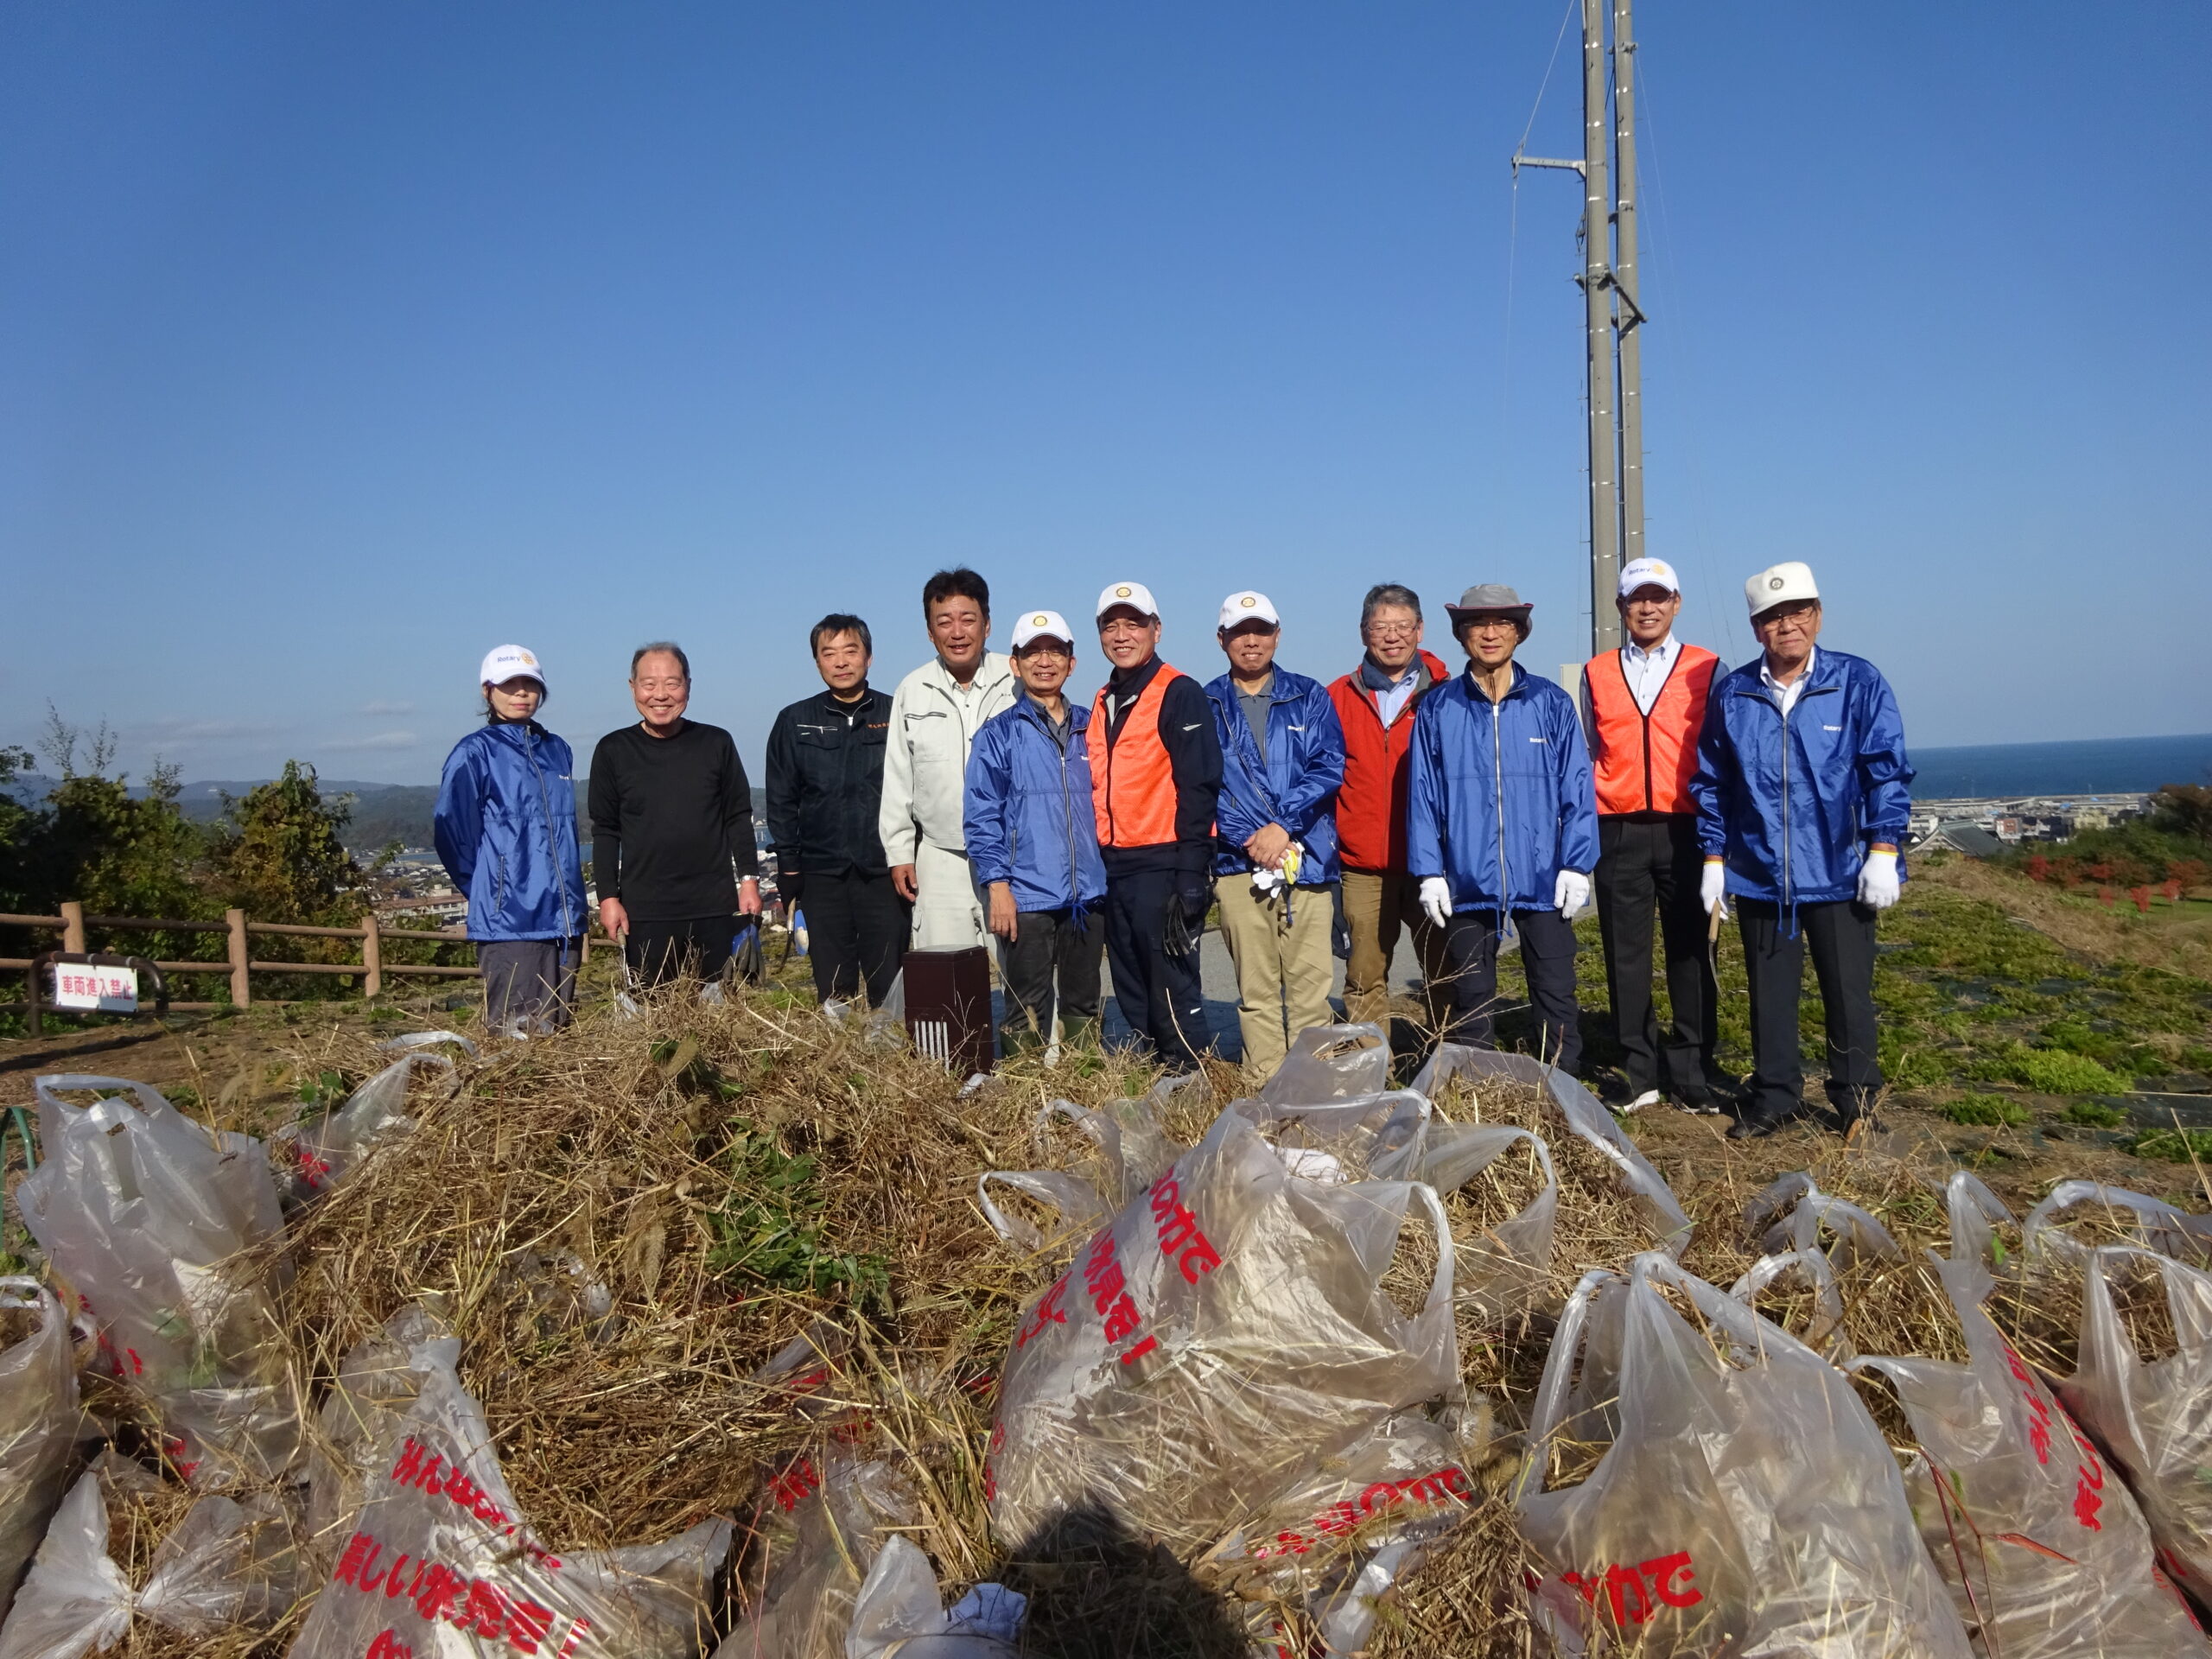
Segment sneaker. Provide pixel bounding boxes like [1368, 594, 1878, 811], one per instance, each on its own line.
[1672, 1092, 1723, 1116]
[1616, 1089, 1662, 1116]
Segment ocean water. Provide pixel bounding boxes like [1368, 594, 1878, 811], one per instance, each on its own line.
[1909, 733, 2212, 800]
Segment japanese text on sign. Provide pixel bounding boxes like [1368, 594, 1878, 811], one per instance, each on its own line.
[51, 963, 137, 1012]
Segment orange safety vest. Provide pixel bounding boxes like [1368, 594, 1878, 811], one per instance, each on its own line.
[1586, 644, 1719, 816]
[1090, 663, 1189, 848]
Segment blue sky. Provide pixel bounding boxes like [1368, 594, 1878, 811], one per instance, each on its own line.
[4, 2, 2207, 785]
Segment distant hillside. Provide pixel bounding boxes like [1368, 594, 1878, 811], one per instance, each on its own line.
[3, 772, 450, 855]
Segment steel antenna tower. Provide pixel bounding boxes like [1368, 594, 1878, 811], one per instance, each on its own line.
[1513, 0, 1646, 654]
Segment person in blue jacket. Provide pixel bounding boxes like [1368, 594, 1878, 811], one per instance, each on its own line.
[1408, 584, 1599, 1072]
[433, 645, 588, 1036]
[1693, 562, 1913, 1140]
[963, 610, 1109, 1057]
[1205, 589, 1347, 1081]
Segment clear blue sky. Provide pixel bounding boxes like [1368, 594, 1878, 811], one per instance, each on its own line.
[4, 3, 2207, 785]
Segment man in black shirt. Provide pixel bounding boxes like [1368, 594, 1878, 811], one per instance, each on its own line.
[765, 614, 905, 1008]
[590, 642, 761, 987]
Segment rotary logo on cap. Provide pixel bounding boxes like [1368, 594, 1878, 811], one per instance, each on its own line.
[1116, 585, 1132, 598]
[1770, 576, 1784, 590]
[1033, 613, 1048, 626]
[1241, 595, 1255, 608]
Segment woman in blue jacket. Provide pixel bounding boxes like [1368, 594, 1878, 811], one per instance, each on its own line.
[963, 612, 1109, 1057]
[433, 645, 588, 1035]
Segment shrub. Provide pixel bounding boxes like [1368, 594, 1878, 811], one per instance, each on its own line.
[1942, 1094, 2030, 1128]
[2129, 1127, 2212, 1164]
[2060, 1101, 2128, 1128]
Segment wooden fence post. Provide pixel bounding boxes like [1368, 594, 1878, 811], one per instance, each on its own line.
[226, 908, 251, 1008]
[59, 900, 86, 955]
[360, 912, 382, 1000]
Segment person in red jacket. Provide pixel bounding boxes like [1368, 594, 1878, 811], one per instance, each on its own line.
[1579, 557, 1721, 1114]
[1327, 582, 1452, 1032]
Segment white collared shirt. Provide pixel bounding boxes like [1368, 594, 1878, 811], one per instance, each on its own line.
[1618, 632, 1682, 715]
[1371, 664, 1420, 727]
[1761, 645, 1817, 717]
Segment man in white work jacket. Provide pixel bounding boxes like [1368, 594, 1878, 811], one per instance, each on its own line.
[880, 566, 1018, 950]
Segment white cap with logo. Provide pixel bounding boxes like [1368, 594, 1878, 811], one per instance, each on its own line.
[1745, 562, 1820, 618]
[1217, 590, 1281, 630]
[480, 645, 546, 692]
[1095, 582, 1161, 622]
[1011, 610, 1076, 651]
[1616, 557, 1681, 600]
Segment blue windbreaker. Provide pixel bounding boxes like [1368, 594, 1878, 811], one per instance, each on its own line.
[1205, 668, 1347, 884]
[434, 721, 588, 942]
[1691, 647, 1914, 910]
[1407, 664, 1600, 912]
[963, 694, 1109, 914]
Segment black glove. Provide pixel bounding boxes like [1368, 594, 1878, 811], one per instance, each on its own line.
[778, 868, 804, 907]
[1165, 875, 1213, 958]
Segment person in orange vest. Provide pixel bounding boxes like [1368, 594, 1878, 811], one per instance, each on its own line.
[1578, 557, 1722, 1114]
[1090, 582, 1224, 1071]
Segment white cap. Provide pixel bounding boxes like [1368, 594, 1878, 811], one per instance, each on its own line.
[1095, 582, 1160, 622]
[480, 644, 546, 692]
[1745, 562, 1820, 617]
[1011, 609, 1076, 651]
[1617, 557, 1681, 600]
[1217, 589, 1281, 631]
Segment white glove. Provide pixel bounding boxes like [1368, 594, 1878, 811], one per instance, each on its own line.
[1419, 877, 1453, 929]
[1700, 860, 1729, 919]
[1858, 848, 1901, 911]
[1554, 869, 1592, 919]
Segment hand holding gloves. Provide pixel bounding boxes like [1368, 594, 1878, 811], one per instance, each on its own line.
[1554, 870, 1592, 920]
[1857, 846, 1901, 910]
[1700, 859, 1729, 920]
[1419, 877, 1453, 929]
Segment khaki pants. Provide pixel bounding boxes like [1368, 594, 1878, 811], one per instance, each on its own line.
[1217, 876, 1337, 1082]
[1340, 868, 1449, 1032]
[910, 841, 988, 951]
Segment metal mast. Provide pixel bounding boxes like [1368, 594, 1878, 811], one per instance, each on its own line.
[1513, 0, 1645, 654]
[1577, 0, 1620, 652]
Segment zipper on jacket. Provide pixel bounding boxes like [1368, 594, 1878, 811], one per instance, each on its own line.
[1489, 683, 1510, 928]
[520, 726, 575, 940]
[1054, 709, 1081, 912]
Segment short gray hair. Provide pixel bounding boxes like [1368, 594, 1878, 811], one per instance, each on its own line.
[1360, 583, 1422, 627]
[630, 641, 690, 681]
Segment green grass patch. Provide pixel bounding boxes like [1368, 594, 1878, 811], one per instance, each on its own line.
[1940, 1094, 2031, 1128]
[2059, 1101, 2128, 1128]
[707, 1122, 890, 1311]
[2128, 1127, 2212, 1164]
[1993, 1046, 2132, 1096]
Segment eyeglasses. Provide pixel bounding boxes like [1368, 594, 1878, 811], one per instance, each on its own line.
[1752, 605, 1818, 628]
[1364, 622, 1419, 639]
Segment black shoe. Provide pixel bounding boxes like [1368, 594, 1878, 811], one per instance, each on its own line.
[1671, 1090, 1723, 1116]
[1726, 1113, 1782, 1141]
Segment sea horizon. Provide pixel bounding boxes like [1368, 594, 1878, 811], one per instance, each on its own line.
[1909, 732, 2212, 801]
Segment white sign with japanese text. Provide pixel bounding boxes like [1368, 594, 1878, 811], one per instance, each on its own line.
[51, 963, 139, 1013]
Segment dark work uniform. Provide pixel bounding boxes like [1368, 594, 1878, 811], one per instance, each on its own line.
[588, 720, 759, 988]
[1095, 656, 1224, 1070]
[764, 684, 906, 1006]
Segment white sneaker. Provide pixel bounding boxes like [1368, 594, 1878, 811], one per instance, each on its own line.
[1619, 1089, 1662, 1116]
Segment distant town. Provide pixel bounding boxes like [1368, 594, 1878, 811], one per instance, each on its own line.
[1905, 792, 2150, 860]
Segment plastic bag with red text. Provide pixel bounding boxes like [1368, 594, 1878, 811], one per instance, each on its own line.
[284, 1331, 729, 1659]
[982, 1097, 1471, 1561]
[275, 1033, 474, 1206]
[1849, 1253, 2208, 1658]
[0, 1279, 89, 1624]
[1518, 1253, 1971, 1657]
[14, 1074, 299, 1486]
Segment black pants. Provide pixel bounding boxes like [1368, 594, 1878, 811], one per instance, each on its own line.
[999, 906, 1106, 1046]
[1440, 908, 1583, 1075]
[626, 915, 734, 989]
[1595, 815, 1718, 1101]
[1737, 898, 1882, 1123]
[475, 938, 580, 1034]
[804, 869, 907, 1005]
[1103, 871, 1211, 1069]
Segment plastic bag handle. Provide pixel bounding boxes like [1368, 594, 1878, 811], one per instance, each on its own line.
[0, 1273, 56, 1327]
[376, 1030, 478, 1058]
[2025, 1182, 2193, 1260]
[1627, 1250, 1815, 1365]
[975, 1170, 1104, 1249]
[33, 1074, 169, 1120]
[1947, 1170, 2016, 1266]
[1408, 1181, 1456, 1323]
[1730, 1249, 1845, 1352]
[1520, 1266, 1618, 1497]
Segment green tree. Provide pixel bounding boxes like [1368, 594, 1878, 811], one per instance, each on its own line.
[2150, 783, 2212, 843]
[22, 711, 207, 921]
[207, 761, 364, 924]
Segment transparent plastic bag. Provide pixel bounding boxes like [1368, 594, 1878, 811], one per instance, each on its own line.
[2027, 1183, 2212, 1268]
[306, 1305, 459, 1560]
[1745, 1172, 1903, 1266]
[0, 1471, 130, 1659]
[1848, 1254, 2207, 1657]
[1256, 1024, 1392, 1106]
[15, 1075, 299, 1485]
[1947, 1171, 2017, 1271]
[276, 1033, 473, 1205]
[0, 1281, 87, 1623]
[1517, 1253, 1971, 1656]
[976, 1092, 1188, 1252]
[984, 1099, 1469, 1560]
[2052, 1244, 2212, 1616]
[715, 1449, 919, 1659]
[286, 1330, 731, 1659]
[1410, 1046, 1691, 1254]
[846, 1535, 1025, 1659]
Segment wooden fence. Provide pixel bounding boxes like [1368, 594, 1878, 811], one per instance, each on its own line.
[0, 899, 492, 1014]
